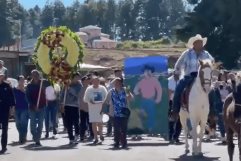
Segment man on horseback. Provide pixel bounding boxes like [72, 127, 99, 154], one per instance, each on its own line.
[172, 34, 214, 115]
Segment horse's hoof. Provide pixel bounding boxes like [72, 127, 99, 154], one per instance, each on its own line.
[185, 149, 190, 154]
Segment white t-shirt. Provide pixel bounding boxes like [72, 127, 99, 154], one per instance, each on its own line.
[84, 85, 108, 123]
[168, 76, 179, 100]
[45, 85, 57, 101]
[84, 85, 108, 104]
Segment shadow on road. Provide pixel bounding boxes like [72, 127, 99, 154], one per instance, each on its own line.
[127, 142, 169, 147]
[8, 140, 32, 147]
[102, 147, 132, 151]
[21, 143, 78, 151]
[170, 154, 220, 161]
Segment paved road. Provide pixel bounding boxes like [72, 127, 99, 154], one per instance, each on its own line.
[0, 122, 239, 161]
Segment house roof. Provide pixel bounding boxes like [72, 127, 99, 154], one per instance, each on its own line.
[20, 38, 37, 52]
[93, 37, 116, 43]
[79, 25, 102, 30]
[76, 31, 88, 36]
[100, 33, 110, 37]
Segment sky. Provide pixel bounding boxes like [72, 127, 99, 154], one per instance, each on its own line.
[19, 0, 84, 9]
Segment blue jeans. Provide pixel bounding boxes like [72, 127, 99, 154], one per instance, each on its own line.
[45, 101, 58, 135]
[173, 75, 195, 113]
[15, 109, 29, 141]
[217, 114, 225, 137]
[141, 98, 156, 132]
[29, 108, 45, 143]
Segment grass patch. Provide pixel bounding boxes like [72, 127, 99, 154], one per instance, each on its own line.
[117, 37, 185, 50]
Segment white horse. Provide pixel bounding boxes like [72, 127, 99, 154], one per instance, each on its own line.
[179, 59, 213, 156]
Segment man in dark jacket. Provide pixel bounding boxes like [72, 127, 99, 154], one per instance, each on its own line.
[0, 72, 15, 154]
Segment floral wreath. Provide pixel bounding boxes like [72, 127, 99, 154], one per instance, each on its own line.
[33, 26, 84, 84]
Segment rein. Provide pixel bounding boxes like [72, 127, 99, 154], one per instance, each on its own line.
[235, 103, 241, 107]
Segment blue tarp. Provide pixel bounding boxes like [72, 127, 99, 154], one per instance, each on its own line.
[124, 56, 168, 75]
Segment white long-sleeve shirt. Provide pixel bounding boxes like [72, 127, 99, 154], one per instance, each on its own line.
[174, 49, 214, 76]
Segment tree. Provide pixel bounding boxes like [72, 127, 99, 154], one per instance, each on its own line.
[0, 0, 26, 47]
[176, 0, 241, 69]
[163, 0, 185, 37]
[95, 0, 107, 30]
[117, 0, 135, 40]
[28, 5, 41, 38]
[41, 4, 54, 29]
[78, 2, 97, 27]
[105, 0, 117, 38]
[0, 0, 11, 47]
[132, 0, 146, 40]
[53, 0, 66, 26]
[64, 1, 81, 31]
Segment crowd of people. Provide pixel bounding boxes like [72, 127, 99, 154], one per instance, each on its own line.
[1, 34, 241, 156]
[0, 62, 133, 154]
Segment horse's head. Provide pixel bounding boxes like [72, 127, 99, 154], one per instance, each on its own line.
[198, 59, 213, 92]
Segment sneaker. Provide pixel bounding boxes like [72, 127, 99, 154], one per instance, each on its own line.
[220, 136, 227, 144]
[175, 138, 180, 144]
[45, 133, 49, 139]
[88, 136, 94, 141]
[0, 148, 7, 154]
[74, 135, 79, 143]
[113, 144, 119, 149]
[69, 140, 73, 145]
[100, 136, 104, 142]
[35, 142, 42, 147]
[121, 144, 128, 149]
[53, 129, 58, 135]
[52, 134, 58, 139]
[93, 139, 98, 145]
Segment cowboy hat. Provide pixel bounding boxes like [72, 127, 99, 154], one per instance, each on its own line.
[186, 34, 207, 49]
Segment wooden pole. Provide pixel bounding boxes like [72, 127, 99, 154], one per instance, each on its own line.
[36, 79, 43, 110]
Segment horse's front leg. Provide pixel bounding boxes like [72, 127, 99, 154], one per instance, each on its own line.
[184, 126, 190, 153]
[238, 128, 241, 161]
[179, 109, 190, 153]
[227, 128, 234, 161]
[190, 117, 198, 156]
[197, 118, 208, 156]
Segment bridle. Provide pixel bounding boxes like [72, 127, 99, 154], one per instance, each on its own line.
[199, 65, 212, 93]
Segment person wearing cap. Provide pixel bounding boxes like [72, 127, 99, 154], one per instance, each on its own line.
[26, 70, 47, 146]
[0, 72, 15, 154]
[0, 60, 8, 79]
[172, 34, 214, 115]
[79, 76, 94, 141]
[106, 77, 133, 149]
[60, 72, 82, 145]
[168, 70, 182, 143]
[84, 76, 108, 144]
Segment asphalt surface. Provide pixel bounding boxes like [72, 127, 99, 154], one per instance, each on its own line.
[0, 121, 239, 161]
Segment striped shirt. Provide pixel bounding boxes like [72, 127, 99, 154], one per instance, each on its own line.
[174, 49, 214, 76]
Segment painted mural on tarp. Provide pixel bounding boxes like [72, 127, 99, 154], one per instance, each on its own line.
[124, 56, 169, 139]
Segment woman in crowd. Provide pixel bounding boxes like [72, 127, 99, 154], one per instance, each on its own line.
[84, 76, 108, 144]
[106, 77, 133, 149]
[13, 75, 29, 144]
